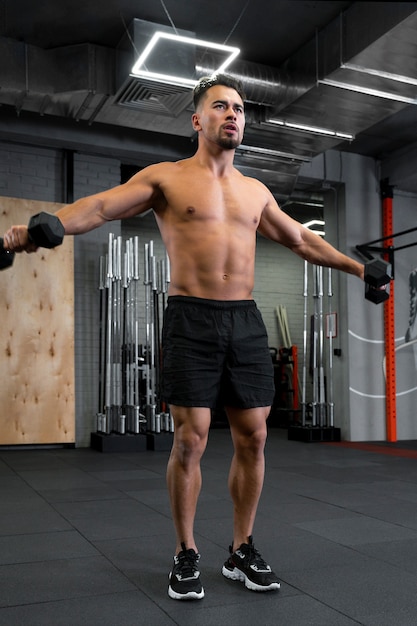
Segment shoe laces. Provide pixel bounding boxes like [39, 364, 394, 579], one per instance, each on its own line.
[233, 536, 268, 568]
[176, 543, 200, 578]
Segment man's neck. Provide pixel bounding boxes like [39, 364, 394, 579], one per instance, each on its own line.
[194, 144, 236, 176]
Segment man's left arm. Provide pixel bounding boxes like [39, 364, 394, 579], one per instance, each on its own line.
[257, 192, 364, 280]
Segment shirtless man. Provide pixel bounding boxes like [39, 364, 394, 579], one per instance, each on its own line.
[3, 74, 364, 601]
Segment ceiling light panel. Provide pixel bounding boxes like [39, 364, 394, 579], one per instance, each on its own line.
[131, 31, 240, 88]
[267, 118, 354, 140]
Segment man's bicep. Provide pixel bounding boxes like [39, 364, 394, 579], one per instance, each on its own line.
[258, 199, 303, 246]
[99, 168, 162, 220]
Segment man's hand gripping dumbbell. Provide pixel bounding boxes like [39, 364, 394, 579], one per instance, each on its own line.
[0, 212, 65, 270]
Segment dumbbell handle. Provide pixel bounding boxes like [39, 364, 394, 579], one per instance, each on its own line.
[0, 236, 16, 271]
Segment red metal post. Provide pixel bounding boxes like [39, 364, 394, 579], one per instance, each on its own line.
[381, 180, 396, 442]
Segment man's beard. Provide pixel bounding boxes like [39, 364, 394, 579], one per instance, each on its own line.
[217, 133, 241, 150]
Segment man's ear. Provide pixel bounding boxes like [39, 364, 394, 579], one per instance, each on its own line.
[191, 112, 201, 132]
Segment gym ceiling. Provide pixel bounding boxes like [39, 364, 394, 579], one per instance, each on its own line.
[1, 1, 417, 221]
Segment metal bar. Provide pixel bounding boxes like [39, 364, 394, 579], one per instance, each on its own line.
[327, 268, 335, 427]
[317, 265, 326, 427]
[311, 265, 319, 427]
[97, 254, 107, 432]
[301, 261, 308, 426]
[388, 241, 417, 253]
[144, 241, 156, 432]
[104, 233, 114, 434]
[132, 236, 140, 430]
[358, 225, 417, 247]
[122, 239, 132, 430]
[114, 236, 124, 432]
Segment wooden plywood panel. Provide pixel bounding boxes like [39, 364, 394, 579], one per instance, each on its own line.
[0, 197, 75, 444]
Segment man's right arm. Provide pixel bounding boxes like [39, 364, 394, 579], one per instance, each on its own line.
[3, 163, 164, 252]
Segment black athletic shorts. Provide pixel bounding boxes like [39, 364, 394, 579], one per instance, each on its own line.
[161, 296, 275, 409]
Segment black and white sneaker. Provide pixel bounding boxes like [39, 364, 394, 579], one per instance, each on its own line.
[222, 536, 280, 592]
[168, 543, 204, 600]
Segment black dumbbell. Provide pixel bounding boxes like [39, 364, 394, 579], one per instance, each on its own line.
[364, 258, 392, 304]
[0, 212, 65, 271]
[0, 238, 15, 270]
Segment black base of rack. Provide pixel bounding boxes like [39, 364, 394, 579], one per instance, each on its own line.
[90, 432, 147, 453]
[288, 426, 341, 443]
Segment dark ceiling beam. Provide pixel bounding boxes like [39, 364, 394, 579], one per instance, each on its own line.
[0, 106, 195, 165]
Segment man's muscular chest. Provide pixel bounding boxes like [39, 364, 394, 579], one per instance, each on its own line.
[160, 171, 262, 228]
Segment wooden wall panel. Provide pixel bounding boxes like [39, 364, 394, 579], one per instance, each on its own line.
[0, 197, 75, 445]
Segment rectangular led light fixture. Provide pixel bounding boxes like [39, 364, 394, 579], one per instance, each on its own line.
[267, 118, 354, 141]
[131, 31, 240, 87]
[238, 144, 312, 163]
[319, 78, 417, 105]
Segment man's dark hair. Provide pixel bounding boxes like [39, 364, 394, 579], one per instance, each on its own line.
[193, 74, 246, 110]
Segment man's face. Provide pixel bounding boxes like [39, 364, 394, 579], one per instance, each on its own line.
[192, 84, 245, 150]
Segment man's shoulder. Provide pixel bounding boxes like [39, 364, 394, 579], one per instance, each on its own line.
[145, 158, 192, 178]
[237, 169, 270, 194]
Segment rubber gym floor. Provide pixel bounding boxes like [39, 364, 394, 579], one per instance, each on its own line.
[1, 427, 417, 625]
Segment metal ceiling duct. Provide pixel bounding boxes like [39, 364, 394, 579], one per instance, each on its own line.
[0, 4, 417, 201]
[0, 4, 415, 125]
[0, 37, 113, 121]
[112, 3, 417, 134]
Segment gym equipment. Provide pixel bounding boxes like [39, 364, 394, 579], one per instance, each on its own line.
[27, 212, 65, 248]
[356, 183, 417, 440]
[100, 233, 124, 435]
[365, 258, 391, 288]
[144, 241, 156, 432]
[326, 268, 335, 428]
[356, 223, 417, 305]
[0, 238, 15, 270]
[301, 260, 308, 426]
[289, 262, 341, 442]
[0, 212, 64, 270]
[97, 233, 140, 436]
[94, 233, 173, 449]
[311, 265, 326, 427]
[364, 259, 391, 304]
[270, 345, 299, 420]
[143, 241, 173, 436]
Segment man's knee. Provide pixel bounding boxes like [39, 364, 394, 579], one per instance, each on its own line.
[175, 427, 207, 459]
[241, 427, 267, 456]
[170, 406, 211, 465]
[226, 406, 269, 456]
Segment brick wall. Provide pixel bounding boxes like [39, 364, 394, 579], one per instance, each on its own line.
[71, 154, 121, 446]
[0, 143, 63, 202]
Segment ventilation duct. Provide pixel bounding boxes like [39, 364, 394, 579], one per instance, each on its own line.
[1, 6, 417, 201]
[116, 19, 197, 116]
[0, 37, 113, 121]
